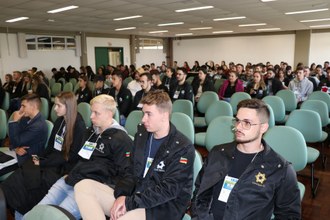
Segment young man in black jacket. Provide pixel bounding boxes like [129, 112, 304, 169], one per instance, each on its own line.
[191, 99, 301, 220]
[75, 90, 195, 220]
[170, 67, 194, 103]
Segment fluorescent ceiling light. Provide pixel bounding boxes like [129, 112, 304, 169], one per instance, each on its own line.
[113, 15, 142, 21]
[175, 33, 193, 36]
[285, 8, 328, 15]
[189, 27, 212, 30]
[257, 28, 281, 31]
[310, 24, 330, 28]
[149, 30, 168, 33]
[212, 31, 234, 34]
[6, 17, 29, 23]
[239, 23, 266, 27]
[261, 0, 277, 2]
[158, 22, 184, 26]
[115, 27, 136, 31]
[300, 18, 330, 23]
[175, 6, 214, 13]
[47, 5, 78, 14]
[213, 16, 246, 21]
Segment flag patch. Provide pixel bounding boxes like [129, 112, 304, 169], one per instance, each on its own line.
[125, 152, 131, 157]
[179, 157, 188, 164]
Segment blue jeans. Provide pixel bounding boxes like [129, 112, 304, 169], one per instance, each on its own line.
[27, 177, 81, 219]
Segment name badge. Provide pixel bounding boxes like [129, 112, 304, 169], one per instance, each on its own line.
[54, 134, 64, 151]
[218, 175, 238, 203]
[143, 157, 154, 178]
[78, 141, 97, 160]
[173, 90, 180, 99]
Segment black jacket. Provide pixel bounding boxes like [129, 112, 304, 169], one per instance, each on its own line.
[65, 122, 133, 187]
[162, 76, 177, 93]
[108, 86, 133, 117]
[76, 87, 93, 104]
[170, 81, 194, 103]
[191, 76, 215, 96]
[191, 140, 301, 220]
[132, 88, 155, 110]
[114, 123, 195, 220]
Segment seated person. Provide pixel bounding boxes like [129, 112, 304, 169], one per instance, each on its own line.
[289, 67, 313, 103]
[108, 71, 133, 125]
[218, 71, 244, 102]
[74, 90, 195, 220]
[191, 68, 215, 103]
[170, 67, 194, 103]
[162, 67, 177, 92]
[127, 68, 143, 97]
[8, 93, 48, 165]
[1, 92, 86, 218]
[191, 99, 301, 219]
[132, 73, 154, 110]
[265, 68, 284, 95]
[245, 71, 268, 99]
[94, 75, 110, 97]
[76, 75, 92, 104]
[25, 94, 133, 219]
[151, 70, 168, 92]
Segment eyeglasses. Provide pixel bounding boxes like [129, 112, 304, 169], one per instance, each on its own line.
[233, 118, 264, 130]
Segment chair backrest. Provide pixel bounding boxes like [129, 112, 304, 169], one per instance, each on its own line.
[308, 91, 330, 113]
[49, 78, 56, 88]
[87, 81, 95, 93]
[40, 97, 49, 120]
[301, 100, 329, 127]
[186, 76, 195, 85]
[171, 112, 195, 144]
[285, 109, 323, 143]
[276, 89, 297, 112]
[114, 107, 120, 123]
[182, 213, 191, 220]
[230, 92, 251, 115]
[196, 91, 219, 114]
[192, 150, 203, 195]
[205, 116, 235, 152]
[63, 82, 73, 92]
[51, 83, 62, 97]
[25, 205, 75, 220]
[50, 104, 58, 123]
[172, 99, 194, 121]
[214, 79, 225, 92]
[264, 126, 307, 172]
[77, 102, 92, 128]
[125, 110, 143, 138]
[0, 109, 7, 140]
[123, 77, 133, 88]
[266, 104, 275, 128]
[262, 96, 286, 123]
[1, 91, 10, 111]
[45, 120, 54, 148]
[69, 78, 77, 87]
[73, 82, 80, 93]
[205, 100, 233, 125]
[57, 78, 66, 86]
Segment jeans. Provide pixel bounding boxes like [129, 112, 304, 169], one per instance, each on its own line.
[26, 177, 81, 220]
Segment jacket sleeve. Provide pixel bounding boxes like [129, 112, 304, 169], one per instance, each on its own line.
[125, 143, 195, 210]
[119, 89, 133, 117]
[218, 80, 228, 99]
[184, 84, 194, 103]
[273, 164, 301, 219]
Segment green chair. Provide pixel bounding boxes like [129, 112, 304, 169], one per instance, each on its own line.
[1, 91, 10, 111]
[214, 78, 225, 93]
[45, 120, 54, 148]
[171, 112, 195, 144]
[0, 109, 7, 142]
[205, 116, 235, 152]
[114, 108, 120, 123]
[49, 78, 56, 88]
[51, 83, 62, 103]
[123, 77, 133, 88]
[182, 213, 191, 220]
[186, 76, 195, 85]
[25, 205, 75, 220]
[262, 96, 287, 124]
[69, 78, 77, 87]
[286, 109, 325, 197]
[73, 82, 80, 93]
[77, 102, 92, 128]
[266, 104, 275, 128]
[57, 78, 66, 87]
[40, 97, 49, 120]
[230, 92, 251, 115]
[276, 89, 297, 113]
[63, 82, 73, 92]
[195, 101, 233, 146]
[308, 91, 330, 114]
[125, 110, 143, 140]
[172, 99, 194, 121]
[50, 104, 58, 123]
[264, 126, 307, 200]
[301, 100, 330, 128]
[192, 150, 203, 194]
[196, 91, 218, 115]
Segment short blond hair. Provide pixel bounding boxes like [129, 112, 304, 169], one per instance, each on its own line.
[90, 94, 117, 115]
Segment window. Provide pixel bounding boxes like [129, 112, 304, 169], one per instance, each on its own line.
[26, 35, 76, 50]
[138, 38, 163, 50]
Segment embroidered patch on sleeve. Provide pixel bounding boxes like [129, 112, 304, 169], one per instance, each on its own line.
[125, 151, 131, 157]
[179, 157, 188, 164]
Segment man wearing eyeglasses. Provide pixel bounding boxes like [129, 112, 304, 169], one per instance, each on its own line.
[191, 99, 301, 220]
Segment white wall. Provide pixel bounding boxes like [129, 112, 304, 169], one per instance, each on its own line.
[310, 32, 330, 66]
[86, 37, 130, 72]
[173, 34, 295, 67]
[0, 33, 80, 79]
[136, 49, 166, 68]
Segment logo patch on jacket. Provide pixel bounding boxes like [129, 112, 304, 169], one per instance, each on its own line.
[179, 157, 188, 164]
[125, 151, 131, 157]
[96, 143, 105, 153]
[253, 172, 267, 186]
[154, 161, 165, 172]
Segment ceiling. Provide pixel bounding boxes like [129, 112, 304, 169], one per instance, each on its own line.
[0, 0, 330, 38]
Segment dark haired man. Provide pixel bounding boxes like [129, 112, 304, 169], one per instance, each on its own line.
[132, 73, 154, 110]
[170, 67, 193, 103]
[191, 99, 300, 219]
